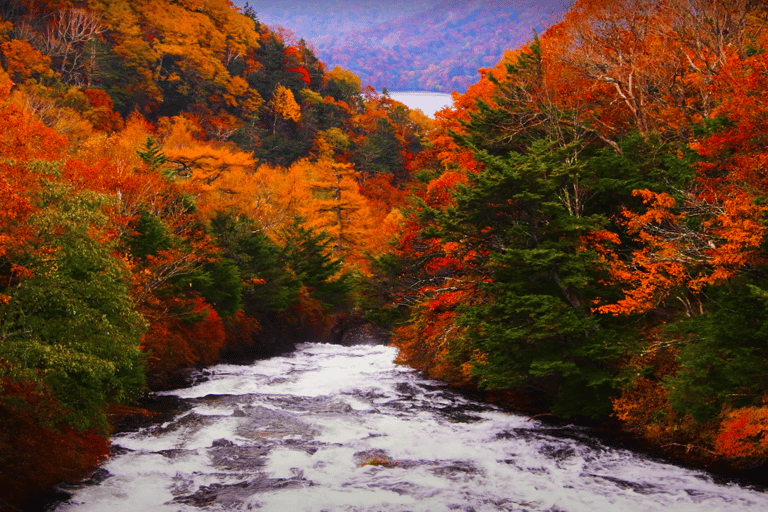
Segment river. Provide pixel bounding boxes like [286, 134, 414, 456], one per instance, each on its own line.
[54, 342, 768, 511]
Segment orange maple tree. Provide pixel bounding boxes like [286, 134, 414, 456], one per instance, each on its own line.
[715, 404, 768, 459]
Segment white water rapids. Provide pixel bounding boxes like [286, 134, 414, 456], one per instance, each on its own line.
[55, 343, 768, 511]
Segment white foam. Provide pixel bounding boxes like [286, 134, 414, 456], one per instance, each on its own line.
[56, 342, 768, 512]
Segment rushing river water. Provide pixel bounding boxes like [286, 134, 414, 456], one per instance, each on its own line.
[55, 342, 768, 512]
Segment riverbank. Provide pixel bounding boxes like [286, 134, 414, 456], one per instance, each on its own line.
[454, 386, 768, 491]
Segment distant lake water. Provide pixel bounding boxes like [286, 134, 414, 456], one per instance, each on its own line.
[388, 91, 454, 118]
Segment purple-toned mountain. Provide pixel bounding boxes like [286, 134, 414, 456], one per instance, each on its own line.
[234, 0, 565, 93]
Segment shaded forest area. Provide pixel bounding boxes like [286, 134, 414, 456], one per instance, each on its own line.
[3, 0, 768, 510]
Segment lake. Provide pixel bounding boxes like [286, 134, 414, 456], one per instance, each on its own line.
[388, 91, 454, 118]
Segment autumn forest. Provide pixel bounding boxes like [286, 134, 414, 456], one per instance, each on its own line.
[2, 0, 768, 508]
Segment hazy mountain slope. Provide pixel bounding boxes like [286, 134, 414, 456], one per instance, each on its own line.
[241, 0, 434, 40]
[238, 0, 565, 92]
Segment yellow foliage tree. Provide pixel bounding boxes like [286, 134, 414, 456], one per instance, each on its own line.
[301, 158, 368, 255]
[245, 157, 399, 272]
[156, 115, 256, 216]
[313, 127, 350, 158]
[86, 0, 261, 113]
[269, 84, 301, 133]
[248, 162, 315, 232]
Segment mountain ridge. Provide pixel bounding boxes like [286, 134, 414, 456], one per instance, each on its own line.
[235, 0, 566, 92]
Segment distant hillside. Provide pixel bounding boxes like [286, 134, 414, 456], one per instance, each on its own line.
[237, 0, 435, 40]
[238, 0, 565, 93]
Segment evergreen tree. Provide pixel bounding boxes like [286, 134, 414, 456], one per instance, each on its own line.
[136, 137, 168, 171]
[0, 177, 146, 431]
[210, 214, 300, 314]
[440, 140, 620, 417]
[662, 279, 768, 422]
[279, 217, 354, 310]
